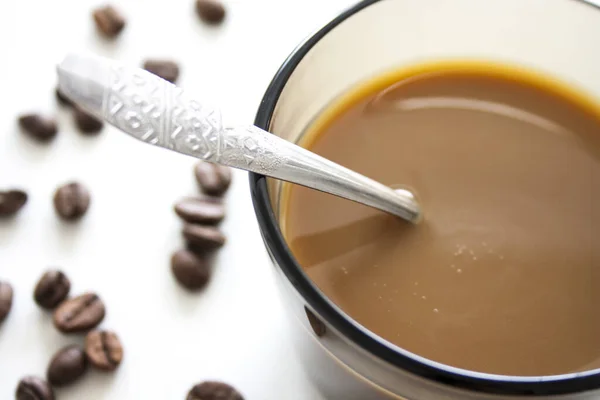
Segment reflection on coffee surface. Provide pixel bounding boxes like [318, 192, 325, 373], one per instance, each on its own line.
[281, 61, 600, 376]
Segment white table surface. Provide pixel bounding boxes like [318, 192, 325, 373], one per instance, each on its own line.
[0, 0, 356, 398]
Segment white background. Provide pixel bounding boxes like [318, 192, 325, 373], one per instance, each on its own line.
[0, 0, 355, 398]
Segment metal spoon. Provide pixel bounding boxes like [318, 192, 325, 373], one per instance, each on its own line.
[56, 53, 422, 223]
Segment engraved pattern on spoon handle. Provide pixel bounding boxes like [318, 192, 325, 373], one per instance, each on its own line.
[103, 65, 222, 163]
[101, 65, 287, 174]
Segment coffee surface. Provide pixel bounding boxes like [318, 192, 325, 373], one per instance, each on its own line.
[282, 62, 600, 376]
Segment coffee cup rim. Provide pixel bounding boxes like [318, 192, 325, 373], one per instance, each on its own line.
[249, 0, 600, 395]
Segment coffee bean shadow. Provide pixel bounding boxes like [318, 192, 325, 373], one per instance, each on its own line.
[52, 218, 86, 251]
[36, 309, 54, 325]
[55, 369, 116, 400]
[173, 281, 210, 315]
[33, 307, 83, 350]
[0, 317, 12, 340]
[88, 29, 122, 56]
[169, 275, 212, 314]
[70, 132, 109, 156]
[193, 24, 228, 39]
[13, 129, 57, 164]
[0, 216, 20, 245]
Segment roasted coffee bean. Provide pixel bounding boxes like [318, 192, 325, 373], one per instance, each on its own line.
[18, 114, 57, 142]
[16, 376, 55, 400]
[53, 292, 105, 333]
[304, 306, 326, 337]
[0, 281, 13, 323]
[34, 270, 71, 310]
[186, 242, 216, 258]
[183, 224, 226, 250]
[142, 60, 180, 83]
[194, 162, 232, 196]
[0, 190, 27, 217]
[174, 197, 225, 225]
[171, 249, 210, 290]
[187, 381, 244, 400]
[93, 5, 126, 38]
[53, 182, 91, 221]
[195, 0, 226, 25]
[55, 88, 73, 107]
[47, 345, 88, 386]
[74, 107, 103, 134]
[85, 330, 123, 371]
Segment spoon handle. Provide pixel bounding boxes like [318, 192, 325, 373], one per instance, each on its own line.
[57, 53, 421, 223]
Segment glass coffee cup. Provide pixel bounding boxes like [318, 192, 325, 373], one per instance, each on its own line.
[250, 0, 600, 399]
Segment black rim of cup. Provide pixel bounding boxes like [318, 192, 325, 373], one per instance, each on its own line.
[250, 0, 600, 396]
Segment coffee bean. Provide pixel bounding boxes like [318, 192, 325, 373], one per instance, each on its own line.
[85, 330, 123, 371]
[195, 0, 226, 25]
[18, 114, 57, 142]
[194, 162, 232, 196]
[0, 281, 13, 323]
[174, 197, 225, 225]
[34, 270, 71, 310]
[74, 107, 103, 134]
[47, 345, 88, 387]
[53, 182, 91, 221]
[304, 306, 326, 337]
[171, 249, 211, 290]
[0, 190, 27, 217]
[142, 60, 180, 83]
[55, 88, 73, 107]
[16, 376, 55, 400]
[53, 292, 105, 333]
[185, 242, 214, 258]
[183, 224, 226, 251]
[187, 381, 244, 400]
[93, 5, 126, 38]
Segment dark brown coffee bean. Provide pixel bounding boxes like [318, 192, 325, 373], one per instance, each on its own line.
[0, 190, 27, 217]
[194, 162, 232, 196]
[16, 376, 54, 400]
[85, 330, 123, 371]
[18, 114, 57, 142]
[53, 182, 91, 221]
[185, 242, 218, 258]
[187, 381, 244, 400]
[47, 345, 88, 387]
[183, 224, 226, 251]
[304, 306, 326, 337]
[34, 270, 71, 310]
[174, 197, 225, 225]
[74, 107, 103, 134]
[55, 88, 73, 107]
[16, 376, 55, 400]
[93, 5, 126, 38]
[0, 281, 13, 323]
[171, 249, 210, 290]
[142, 60, 180, 83]
[195, 0, 226, 25]
[53, 292, 105, 333]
